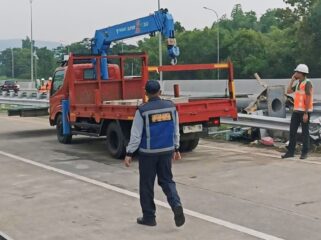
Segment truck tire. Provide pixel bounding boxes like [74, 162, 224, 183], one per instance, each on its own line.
[106, 122, 126, 159]
[187, 137, 199, 151]
[179, 140, 190, 152]
[56, 114, 72, 144]
[179, 137, 200, 152]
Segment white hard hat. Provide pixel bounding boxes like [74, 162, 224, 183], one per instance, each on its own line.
[294, 64, 309, 74]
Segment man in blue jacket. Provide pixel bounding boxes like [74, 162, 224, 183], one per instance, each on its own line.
[124, 80, 185, 227]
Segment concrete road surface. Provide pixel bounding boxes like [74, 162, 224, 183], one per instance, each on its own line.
[0, 113, 321, 240]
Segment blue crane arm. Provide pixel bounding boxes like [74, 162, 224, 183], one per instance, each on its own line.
[92, 9, 179, 79]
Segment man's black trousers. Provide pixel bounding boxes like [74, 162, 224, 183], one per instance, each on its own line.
[138, 152, 181, 220]
[288, 111, 310, 155]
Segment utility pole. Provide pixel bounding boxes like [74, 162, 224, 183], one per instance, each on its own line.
[158, 0, 163, 85]
[30, 0, 34, 84]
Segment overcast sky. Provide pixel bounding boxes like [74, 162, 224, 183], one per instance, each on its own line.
[0, 0, 286, 44]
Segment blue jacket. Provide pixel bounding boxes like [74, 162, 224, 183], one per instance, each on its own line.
[126, 97, 180, 156]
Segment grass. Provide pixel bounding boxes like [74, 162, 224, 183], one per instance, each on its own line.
[0, 104, 14, 113]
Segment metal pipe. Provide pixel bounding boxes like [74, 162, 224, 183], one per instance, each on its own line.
[174, 84, 180, 97]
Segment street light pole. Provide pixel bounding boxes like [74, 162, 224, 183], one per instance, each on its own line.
[158, 0, 163, 85]
[30, 0, 34, 84]
[203, 7, 220, 80]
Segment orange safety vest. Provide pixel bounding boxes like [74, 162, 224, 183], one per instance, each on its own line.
[293, 79, 313, 112]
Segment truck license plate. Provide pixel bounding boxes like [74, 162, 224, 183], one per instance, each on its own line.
[183, 124, 203, 134]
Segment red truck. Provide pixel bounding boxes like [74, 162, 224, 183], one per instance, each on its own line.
[49, 53, 237, 158]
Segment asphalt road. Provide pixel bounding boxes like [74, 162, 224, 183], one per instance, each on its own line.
[0, 113, 321, 240]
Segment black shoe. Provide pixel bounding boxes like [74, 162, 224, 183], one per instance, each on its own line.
[136, 217, 156, 226]
[281, 152, 294, 159]
[173, 206, 185, 227]
[300, 153, 308, 159]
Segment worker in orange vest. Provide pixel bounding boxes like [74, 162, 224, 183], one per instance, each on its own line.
[282, 64, 313, 159]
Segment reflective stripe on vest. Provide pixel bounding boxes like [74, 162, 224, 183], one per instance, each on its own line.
[293, 79, 313, 112]
[139, 107, 177, 154]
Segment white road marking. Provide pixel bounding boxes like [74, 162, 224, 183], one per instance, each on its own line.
[0, 150, 284, 240]
[0, 231, 15, 240]
[199, 144, 321, 166]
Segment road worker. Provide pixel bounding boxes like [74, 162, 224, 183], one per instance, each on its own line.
[46, 77, 52, 91]
[282, 64, 313, 159]
[124, 80, 185, 227]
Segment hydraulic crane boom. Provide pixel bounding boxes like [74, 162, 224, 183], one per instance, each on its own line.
[91, 9, 180, 79]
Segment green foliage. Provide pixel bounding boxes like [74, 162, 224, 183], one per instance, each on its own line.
[228, 29, 267, 78]
[35, 47, 56, 79]
[1, 2, 321, 80]
[22, 36, 35, 49]
[284, 0, 317, 16]
[0, 37, 57, 79]
[174, 21, 186, 33]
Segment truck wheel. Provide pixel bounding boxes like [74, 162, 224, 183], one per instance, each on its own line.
[187, 137, 199, 151]
[106, 122, 126, 159]
[179, 137, 200, 152]
[179, 140, 190, 152]
[56, 114, 72, 144]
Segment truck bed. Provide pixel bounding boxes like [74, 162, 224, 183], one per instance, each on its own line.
[70, 96, 237, 124]
[59, 54, 237, 125]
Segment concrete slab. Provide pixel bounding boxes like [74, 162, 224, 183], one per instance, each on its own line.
[0, 154, 257, 240]
[0, 113, 321, 239]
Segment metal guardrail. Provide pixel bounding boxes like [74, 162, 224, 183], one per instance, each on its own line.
[0, 88, 49, 108]
[221, 113, 321, 140]
[0, 97, 49, 107]
[221, 113, 294, 132]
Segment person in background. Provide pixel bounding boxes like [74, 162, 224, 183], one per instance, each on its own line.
[282, 64, 313, 159]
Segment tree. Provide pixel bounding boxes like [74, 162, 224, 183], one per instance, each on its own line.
[263, 27, 297, 78]
[283, 0, 317, 16]
[295, 0, 321, 76]
[230, 4, 258, 30]
[0, 48, 15, 78]
[227, 29, 267, 78]
[259, 9, 283, 33]
[35, 47, 56, 79]
[174, 22, 185, 33]
[22, 36, 35, 49]
[63, 38, 92, 55]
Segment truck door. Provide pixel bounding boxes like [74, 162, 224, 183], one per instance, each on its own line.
[50, 70, 65, 96]
[50, 69, 66, 121]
